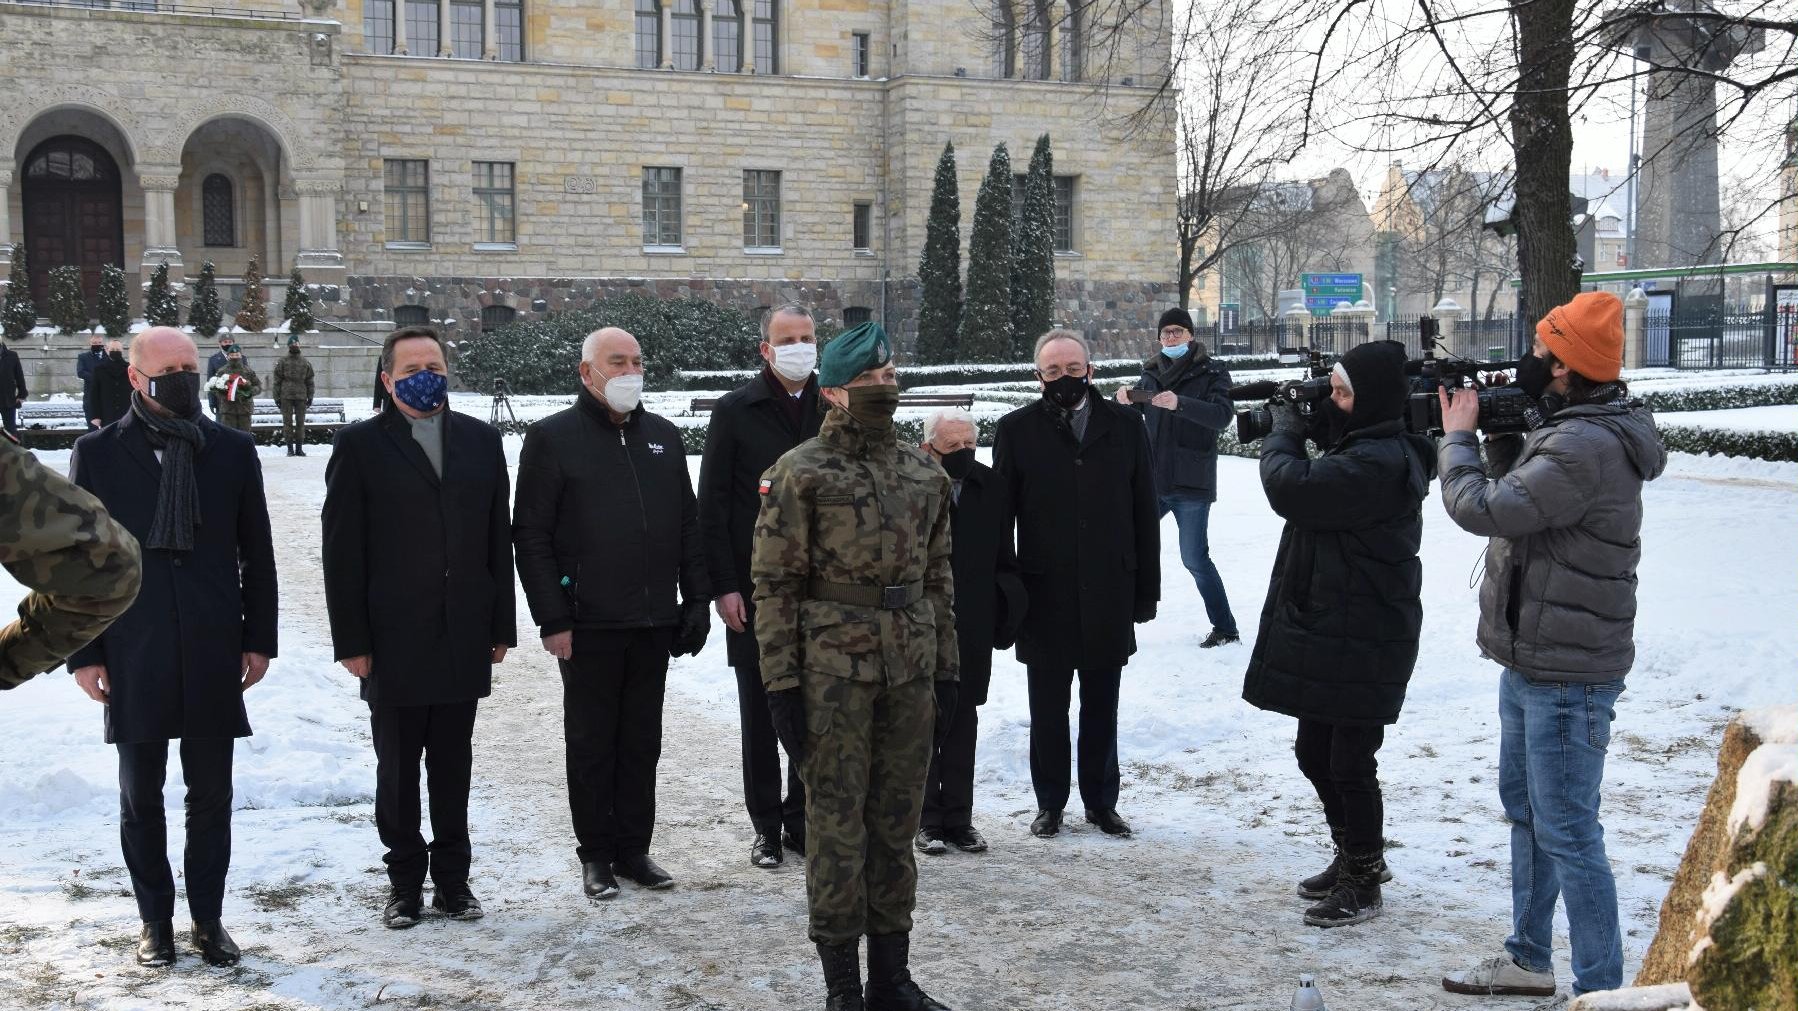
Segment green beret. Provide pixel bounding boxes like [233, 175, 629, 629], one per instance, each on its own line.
[818, 321, 893, 388]
[287, 333, 300, 346]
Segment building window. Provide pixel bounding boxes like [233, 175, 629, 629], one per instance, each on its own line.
[852, 202, 871, 250]
[671, 0, 702, 69]
[202, 174, 235, 247]
[364, 0, 395, 53]
[843, 306, 872, 326]
[394, 304, 430, 326]
[1061, 0, 1083, 81]
[743, 169, 780, 249]
[992, 0, 1016, 77]
[713, 0, 742, 71]
[1021, 0, 1049, 79]
[450, 0, 483, 58]
[1053, 175, 1074, 252]
[494, 0, 523, 60]
[642, 167, 683, 248]
[480, 304, 517, 329]
[635, 0, 661, 67]
[852, 31, 869, 77]
[405, 0, 439, 55]
[752, 0, 776, 74]
[383, 159, 431, 245]
[473, 161, 515, 245]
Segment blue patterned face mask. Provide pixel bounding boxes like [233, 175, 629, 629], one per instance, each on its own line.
[392, 369, 448, 412]
[1162, 342, 1191, 360]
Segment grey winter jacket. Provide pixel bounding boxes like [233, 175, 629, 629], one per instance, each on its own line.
[1437, 401, 1666, 684]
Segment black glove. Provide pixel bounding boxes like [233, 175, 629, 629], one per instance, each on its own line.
[670, 598, 709, 658]
[767, 688, 806, 764]
[933, 680, 959, 750]
[1133, 599, 1157, 623]
[1269, 398, 1307, 437]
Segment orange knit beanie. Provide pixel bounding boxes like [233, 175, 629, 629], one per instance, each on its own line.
[1535, 291, 1623, 382]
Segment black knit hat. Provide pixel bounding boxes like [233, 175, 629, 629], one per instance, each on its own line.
[1157, 307, 1195, 334]
[1338, 339, 1410, 428]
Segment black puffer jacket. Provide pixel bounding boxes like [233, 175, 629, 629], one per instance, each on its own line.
[513, 391, 708, 637]
[1242, 419, 1437, 726]
[1128, 343, 1235, 501]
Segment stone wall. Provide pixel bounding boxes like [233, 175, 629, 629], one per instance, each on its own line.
[13, 337, 382, 402]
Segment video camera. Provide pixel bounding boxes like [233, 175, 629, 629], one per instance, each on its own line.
[1228, 347, 1336, 443]
[1402, 317, 1532, 436]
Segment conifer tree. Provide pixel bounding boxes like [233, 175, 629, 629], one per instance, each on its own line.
[97, 263, 131, 340]
[913, 142, 963, 365]
[234, 256, 269, 334]
[1, 249, 35, 343]
[1010, 134, 1057, 358]
[282, 266, 314, 335]
[145, 261, 182, 327]
[189, 261, 223, 338]
[956, 143, 1014, 363]
[48, 265, 89, 336]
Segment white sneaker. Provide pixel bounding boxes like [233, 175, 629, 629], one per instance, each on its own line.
[1442, 955, 1558, 997]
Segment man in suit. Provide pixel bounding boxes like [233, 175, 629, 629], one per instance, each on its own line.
[0, 336, 27, 436]
[993, 329, 1159, 841]
[86, 339, 132, 429]
[66, 326, 278, 969]
[205, 334, 233, 416]
[77, 334, 106, 409]
[916, 408, 1024, 857]
[323, 325, 516, 929]
[696, 302, 821, 869]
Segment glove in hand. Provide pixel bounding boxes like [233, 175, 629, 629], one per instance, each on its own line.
[670, 598, 710, 657]
[767, 688, 806, 764]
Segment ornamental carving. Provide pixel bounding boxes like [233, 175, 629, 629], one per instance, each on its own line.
[292, 178, 345, 195]
[137, 174, 183, 191]
[0, 84, 142, 163]
[154, 95, 315, 171]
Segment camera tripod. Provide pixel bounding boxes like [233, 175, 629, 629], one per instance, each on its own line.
[490, 379, 519, 429]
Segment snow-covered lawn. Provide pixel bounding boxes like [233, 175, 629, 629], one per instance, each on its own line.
[1656, 404, 1798, 433]
[0, 433, 1791, 1010]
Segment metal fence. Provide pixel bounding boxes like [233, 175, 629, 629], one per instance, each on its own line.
[1641, 308, 1798, 371]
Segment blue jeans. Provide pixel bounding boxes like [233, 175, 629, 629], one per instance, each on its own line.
[1499, 668, 1625, 995]
[1157, 495, 1237, 635]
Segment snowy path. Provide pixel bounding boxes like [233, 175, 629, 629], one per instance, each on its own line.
[1, 438, 1794, 1010]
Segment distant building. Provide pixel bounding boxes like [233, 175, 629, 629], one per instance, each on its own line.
[1190, 167, 1376, 327]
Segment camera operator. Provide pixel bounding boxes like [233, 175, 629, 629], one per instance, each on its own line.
[1240, 339, 1435, 929]
[1437, 292, 1665, 1000]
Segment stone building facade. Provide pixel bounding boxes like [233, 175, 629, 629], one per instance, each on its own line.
[0, 0, 1175, 361]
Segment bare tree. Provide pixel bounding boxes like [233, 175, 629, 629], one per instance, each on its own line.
[1225, 171, 1367, 320]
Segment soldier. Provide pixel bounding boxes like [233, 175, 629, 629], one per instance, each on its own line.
[211, 344, 260, 434]
[272, 334, 316, 456]
[751, 321, 958, 1011]
[0, 438, 142, 690]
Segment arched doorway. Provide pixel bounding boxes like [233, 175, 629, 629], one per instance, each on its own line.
[21, 136, 125, 307]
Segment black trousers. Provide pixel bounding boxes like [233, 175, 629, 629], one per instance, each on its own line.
[731, 636, 805, 839]
[1026, 665, 1122, 814]
[117, 737, 234, 923]
[370, 700, 479, 891]
[1294, 718, 1386, 855]
[922, 701, 979, 830]
[561, 628, 671, 865]
[1, 406, 17, 436]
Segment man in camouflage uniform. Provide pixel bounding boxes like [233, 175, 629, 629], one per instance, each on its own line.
[272, 334, 315, 457]
[751, 321, 958, 1011]
[0, 439, 142, 690]
[213, 345, 261, 434]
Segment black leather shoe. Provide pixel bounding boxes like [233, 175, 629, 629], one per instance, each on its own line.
[612, 853, 675, 890]
[190, 919, 241, 966]
[915, 827, 948, 855]
[294, 446, 307, 457]
[383, 888, 422, 928]
[136, 920, 176, 968]
[942, 826, 988, 853]
[783, 826, 807, 857]
[1200, 628, 1241, 648]
[1029, 809, 1062, 838]
[1084, 808, 1133, 837]
[581, 862, 619, 901]
[751, 832, 783, 869]
[431, 882, 485, 920]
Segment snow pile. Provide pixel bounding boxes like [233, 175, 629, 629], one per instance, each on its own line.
[1726, 745, 1798, 835]
[1567, 981, 1697, 1011]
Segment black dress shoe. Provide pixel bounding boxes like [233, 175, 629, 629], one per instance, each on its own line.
[190, 919, 241, 966]
[136, 920, 176, 968]
[431, 882, 485, 920]
[915, 827, 948, 855]
[612, 854, 675, 890]
[1030, 809, 1062, 838]
[1084, 808, 1133, 837]
[383, 887, 423, 928]
[581, 861, 620, 901]
[942, 826, 988, 853]
[1200, 628, 1241, 648]
[750, 832, 783, 868]
[782, 827, 806, 857]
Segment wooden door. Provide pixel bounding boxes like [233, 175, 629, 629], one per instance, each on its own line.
[21, 136, 124, 308]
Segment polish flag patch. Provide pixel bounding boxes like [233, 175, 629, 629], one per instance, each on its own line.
[759, 479, 773, 495]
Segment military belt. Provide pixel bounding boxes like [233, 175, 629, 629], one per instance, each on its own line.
[808, 578, 924, 610]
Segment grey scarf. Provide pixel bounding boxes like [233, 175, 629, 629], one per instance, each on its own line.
[130, 392, 206, 553]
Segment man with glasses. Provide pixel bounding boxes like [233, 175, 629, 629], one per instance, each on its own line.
[993, 329, 1159, 840]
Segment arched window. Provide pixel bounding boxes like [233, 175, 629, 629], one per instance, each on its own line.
[992, 0, 1016, 78]
[671, 0, 702, 70]
[202, 174, 235, 247]
[713, 0, 742, 72]
[636, 0, 662, 68]
[480, 304, 517, 330]
[1021, 0, 1050, 80]
[843, 306, 872, 326]
[394, 304, 430, 326]
[1061, 0, 1083, 81]
[751, 0, 777, 74]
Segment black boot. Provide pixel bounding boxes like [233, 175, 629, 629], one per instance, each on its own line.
[136, 920, 176, 967]
[1303, 851, 1384, 928]
[190, 918, 241, 966]
[1298, 829, 1391, 899]
[865, 932, 952, 1011]
[817, 940, 864, 1011]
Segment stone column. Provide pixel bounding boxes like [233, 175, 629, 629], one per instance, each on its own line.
[138, 168, 186, 293]
[661, 2, 673, 68]
[438, 0, 453, 56]
[293, 178, 347, 290]
[701, 1, 714, 69]
[1430, 296, 1464, 355]
[1623, 285, 1648, 371]
[1281, 306, 1311, 351]
[0, 167, 13, 273]
[482, 0, 497, 59]
[394, 0, 409, 55]
[1045, 0, 1060, 80]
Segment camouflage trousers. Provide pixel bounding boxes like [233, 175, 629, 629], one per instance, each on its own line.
[218, 408, 253, 433]
[799, 670, 935, 944]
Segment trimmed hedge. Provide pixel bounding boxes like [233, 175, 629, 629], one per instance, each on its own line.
[1657, 426, 1798, 463]
[1637, 383, 1798, 413]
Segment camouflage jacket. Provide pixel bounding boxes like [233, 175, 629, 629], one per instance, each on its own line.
[0, 440, 142, 688]
[271, 354, 315, 403]
[750, 408, 957, 693]
[214, 362, 261, 408]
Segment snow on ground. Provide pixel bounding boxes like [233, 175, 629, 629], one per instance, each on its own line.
[1656, 405, 1798, 433]
[0, 431, 1793, 1011]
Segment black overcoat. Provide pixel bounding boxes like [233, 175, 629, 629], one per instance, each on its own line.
[85, 357, 133, 427]
[322, 408, 517, 708]
[948, 460, 1025, 703]
[696, 370, 821, 667]
[67, 410, 278, 744]
[993, 392, 1159, 670]
[1, 345, 26, 406]
[1241, 419, 1436, 727]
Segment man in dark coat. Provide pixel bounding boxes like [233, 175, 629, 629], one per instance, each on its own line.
[1241, 339, 1435, 930]
[66, 326, 277, 970]
[993, 329, 1159, 841]
[1117, 307, 1240, 646]
[205, 334, 233, 416]
[696, 302, 821, 869]
[323, 326, 517, 929]
[86, 339, 132, 429]
[917, 408, 1024, 856]
[0, 337, 27, 436]
[77, 334, 106, 409]
[513, 326, 710, 901]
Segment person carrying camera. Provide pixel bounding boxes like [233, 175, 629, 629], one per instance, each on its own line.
[1437, 291, 1665, 1000]
[1240, 339, 1435, 929]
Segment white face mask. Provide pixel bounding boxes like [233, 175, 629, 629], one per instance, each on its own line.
[602, 373, 644, 414]
[770, 342, 817, 383]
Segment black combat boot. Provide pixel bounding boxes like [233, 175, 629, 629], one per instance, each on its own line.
[1298, 829, 1391, 900]
[1302, 851, 1384, 928]
[817, 940, 864, 1011]
[864, 932, 953, 1011]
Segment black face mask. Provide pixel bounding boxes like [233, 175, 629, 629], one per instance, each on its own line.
[145, 370, 202, 418]
[1314, 399, 1350, 448]
[288, 346, 301, 355]
[108, 351, 124, 362]
[1516, 352, 1553, 400]
[90, 345, 104, 354]
[938, 447, 975, 480]
[1041, 374, 1090, 410]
